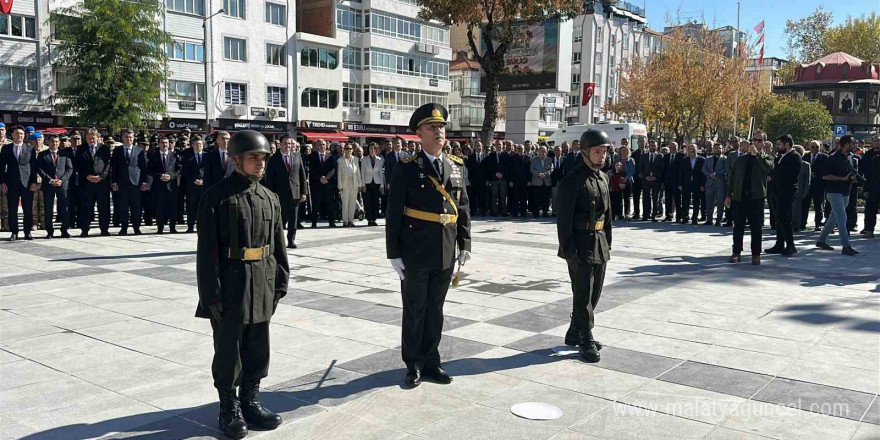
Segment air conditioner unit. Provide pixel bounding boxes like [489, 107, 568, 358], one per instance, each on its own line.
[267, 108, 278, 119]
[416, 43, 426, 52]
[232, 105, 247, 116]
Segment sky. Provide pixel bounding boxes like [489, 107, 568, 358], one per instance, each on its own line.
[639, 0, 878, 59]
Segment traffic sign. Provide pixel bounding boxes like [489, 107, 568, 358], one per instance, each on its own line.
[833, 125, 847, 136]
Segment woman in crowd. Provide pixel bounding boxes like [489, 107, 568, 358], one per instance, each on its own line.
[614, 145, 636, 220]
[609, 161, 628, 221]
[337, 142, 363, 227]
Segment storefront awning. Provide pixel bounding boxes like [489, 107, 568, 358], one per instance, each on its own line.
[41, 127, 69, 135]
[341, 131, 396, 138]
[397, 134, 420, 142]
[300, 131, 349, 142]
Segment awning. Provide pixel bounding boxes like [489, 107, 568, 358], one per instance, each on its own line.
[397, 134, 420, 142]
[300, 131, 349, 142]
[41, 127, 69, 135]
[341, 131, 396, 138]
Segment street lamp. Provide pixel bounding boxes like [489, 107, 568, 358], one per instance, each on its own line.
[203, 8, 225, 133]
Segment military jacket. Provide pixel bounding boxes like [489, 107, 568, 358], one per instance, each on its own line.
[386, 151, 471, 270]
[195, 172, 289, 324]
[556, 161, 613, 264]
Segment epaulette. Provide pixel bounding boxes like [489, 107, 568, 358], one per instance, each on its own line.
[402, 156, 415, 163]
[448, 154, 464, 165]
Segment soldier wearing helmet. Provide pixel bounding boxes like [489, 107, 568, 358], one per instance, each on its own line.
[195, 130, 289, 439]
[556, 129, 613, 363]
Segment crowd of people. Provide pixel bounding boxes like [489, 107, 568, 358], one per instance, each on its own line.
[1, 121, 877, 258]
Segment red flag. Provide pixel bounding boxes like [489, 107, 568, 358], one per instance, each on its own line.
[582, 82, 596, 106]
[753, 20, 764, 34]
[755, 34, 764, 45]
[758, 46, 764, 66]
[0, 0, 11, 14]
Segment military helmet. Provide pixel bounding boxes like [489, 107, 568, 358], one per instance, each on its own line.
[579, 129, 612, 151]
[228, 130, 271, 157]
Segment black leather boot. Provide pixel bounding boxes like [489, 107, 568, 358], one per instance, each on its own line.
[578, 328, 601, 363]
[218, 388, 248, 439]
[565, 314, 602, 350]
[240, 380, 282, 430]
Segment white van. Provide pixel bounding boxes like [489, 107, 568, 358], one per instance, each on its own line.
[548, 122, 649, 152]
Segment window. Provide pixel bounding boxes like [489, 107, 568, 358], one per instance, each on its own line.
[165, 0, 205, 15]
[224, 0, 246, 19]
[224, 82, 247, 104]
[572, 73, 580, 84]
[300, 47, 339, 69]
[0, 66, 39, 92]
[573, 26, 582, 42]
[361, 85, 448, 111]
[167, 40, 204, 62]
[342, 46, 362, 70]
[300, 88, 339, 109]
[366, 48, 449, 80]
[266, 43, 286, 66]
[224, 37, 247, 61]
[622, 34, 629, 51]
[594, 73, 601, 86]
[365, 13, 448, 46]
[596, 28, 603, 45]
[568, 94, 579, 106]
[264, 2, 286, 26]
[343, 83, 362, 107]
[573, 52, 581, 63]
[266, 86, 286, 107]
[1, 15, 36, 38]
[337, 7, 363, 32]
[168, 80, 206, 102]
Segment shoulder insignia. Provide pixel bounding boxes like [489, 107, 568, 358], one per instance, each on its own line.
[448, 154, 464, 165]
[401, 156, 415, 163]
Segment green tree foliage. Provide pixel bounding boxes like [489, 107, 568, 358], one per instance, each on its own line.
[51, 0, 171, 131]
[762, 96, 833, 145]
[783, 6, 833, 63]
[824, 13, 880, 62]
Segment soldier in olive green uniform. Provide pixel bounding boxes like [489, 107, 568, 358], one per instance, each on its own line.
[556, 129, 613, 363]
[196, 130, 289, 439]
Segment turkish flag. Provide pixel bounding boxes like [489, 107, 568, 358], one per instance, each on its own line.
[582, 82, 596, 106]
[0, 0, 12, 15]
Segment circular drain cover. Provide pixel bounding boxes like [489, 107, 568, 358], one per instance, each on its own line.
[511, 402, 563, 420]
[550, 345, 579, 356]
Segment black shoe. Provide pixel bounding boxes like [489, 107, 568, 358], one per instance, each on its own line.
[45, 232, 54, 239]
[297, 223, 305, 230]
[422, 366, 453, 384]
[100, 230, 111, 237]
[842, 247, 859, 256]
[729, 253, 741, 263]
[239, 381, 282, 430]
[79, 231, 89, 237]
[564, 322, 578, 347]
[311, 223, 318, 229]
[118, 230, 128, 236]
[652, 218, 658, 223]
[866, 232, 875, 238]
[218, 389, 248, 439]
[368, 221, 378, 226]
[764, 246, 783, 254]
[329, 223, 337, 228]
[186, 227, 195, 233]
[60, 231, 71, 238]
[578, 336, 600, 363]
[287, 242, 297, 249]
[8, 233, 18, 241]
[133, 229, 143, 235]
[156, 229, 164, 235]
[404, 368, 421, 388]
[814, 226, 822, 232]
[24, 234, 33, 241]
[663, 217, 672, 222]
[691, 219, 698, 225]
[752, 255, 761, 265]
[642, 217, 649, 222]
[859, 229, 868, 235]
[703, 220, 713, 226]
[168, 228, 177, 234]
[782, 247, 798, 257]
[815, 241, 834, 251]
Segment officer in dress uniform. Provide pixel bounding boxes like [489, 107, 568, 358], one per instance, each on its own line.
[557, 129, 613, 363]
[386, 103, 472, 388]
[195, 130, 288, 439]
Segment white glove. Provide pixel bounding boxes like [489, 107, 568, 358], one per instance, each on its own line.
[390, 258, 405, 280]
[457, 250, 471, 266]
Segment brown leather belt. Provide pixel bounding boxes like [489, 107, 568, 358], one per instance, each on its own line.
[227, 245, 271, 261]
[404, 207, 458, 225]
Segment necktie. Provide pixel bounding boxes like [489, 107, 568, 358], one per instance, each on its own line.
[284, 154, 290, 172]
[52, 151, 57, 165]
[221, 151, 226, 167]
[125, 147, 130, 161]
[196, 153, 201, 165]
[434, 158, 442, 180]
[91, 145, 96, 156]
[14, 145, 19, 159]
[162, 153, 167, 168]
[396, 152, 400, 162]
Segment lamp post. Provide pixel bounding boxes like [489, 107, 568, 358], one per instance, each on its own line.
[203, 8, 225, 133]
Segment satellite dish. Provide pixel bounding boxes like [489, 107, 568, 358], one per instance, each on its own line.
[510, 402, 563, 420]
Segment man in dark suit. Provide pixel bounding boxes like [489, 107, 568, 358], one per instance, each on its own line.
[507, 144, 531, 217]
[148, 135, 182, 234]
[846, 151, 860, 232]
[663, 142, 684, 221]
[77, 129, 112, 236]
[550, 145, 566, 214]
[678, 144, 706, 224]
[37, 134, 74, 238]
[465, 141, 487, 216]
[308, 139, 338, 228]
[182, 136, 207, 233]
[803, 141, 828, 231]
[264, 135, 309, 248]
[64, 131, 83, 229]
[203, 131, 235, 189]
[766, 134, 802, 256]
[483, 142, 508, 216]
[1, 126, 38, 240]
[638, 140, 665, 221]
[110, 129, 150, 236]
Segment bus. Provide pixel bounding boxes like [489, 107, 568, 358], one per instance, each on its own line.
[547, 122, 649, 151]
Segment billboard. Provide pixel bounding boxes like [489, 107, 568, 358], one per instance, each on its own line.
[483, 18, 572, 93]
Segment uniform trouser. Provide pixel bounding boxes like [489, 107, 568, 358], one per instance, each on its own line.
[6, 185, 33, 235]
[42, 187, 69, 233]
[663, 183, 680, 219]
[681, 186, 702, 221]
[280, 199, 301, 240]
[154, 189, 178, 230]
[311, 183, 336, 225]
[509, 182, 528, 215]
[732, 198, 764, 255]
[210, 319, 270, 390]
[773, 190, 796, 249]
[704, 181, 726, 223]
[487, 180, 507, 215]
[187, 187, 204, 229]
[68, 184, 80, 228]
[401, 266, 453, 371]
[339, 186, 358, 224]
[864, 191, 879, 232]
[363, 183, 381, 222]
[819, 193, 851, 247]
[531, 185, 551, 215]
[642, 180, 661, 219]
[846, 185, 858, 231]
[80, 182, 110, 233]
[568, 258, 606, 331]
[468, 183, 486, 214]
[632, 179, 643, 217]
[116, 183, 143, 231]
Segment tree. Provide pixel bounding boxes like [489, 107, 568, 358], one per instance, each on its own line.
[824, 13, 880, 62]
[763, 96, 833, 145]
[783, 6, 833, 63]
[51, 0, 171, 131]
[418, 0, 582, 145]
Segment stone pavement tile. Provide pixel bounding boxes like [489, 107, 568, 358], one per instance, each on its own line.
[293, 314, 399, 347]
[99, 413, 221, 439]
[268, 366, 392, 408]
[690, 345, 795, 376]
[102, 298, 194, 319]
[336, 386, 474, 433]
[720, 401, 860, 440]
[799, 344, 880, 372]
[422, 369, 526, 404]
[778, 358, 880, 395]
[143, 309, 213, 336]
[297, 296, 401, 324]
[16, 392, 167, 437]
[521, 300, 571, 320]
[442, 302, 512, 322]
[0, 291, 69, 309]
[255, 409, 408, 440]
[752, 377, 876, 422]
[77, 318, 179, 344]
[0, 349, 21, 364]
[124, 267, 199, 286]
[619, 379, 747, 424]
[116, 329, 213, 357]
[158, 342, 215, 371]
[444, 346, 559, 380]
[503, 333, 562, 355]
[530, 361, 653, 401]
[486, 310, 568, 333]
[658, 361, 773, 399]
[569, 403, 715, 440]
[863, 397, 880, 425]
[278, 289, 333, 306]
[703, 427, 778, 440]
[503, 289, 570, 304]
[438, 335, 496, 365]
[591, 347, 684, 378]
[1, 376, 118, 418]
[0, 359, 69, 391]
[269, 304, 330, 327]
[1, 330, 105, 361]
[478, 381, 609, 431]
[74, 356, 201, 393]
[443, 322, 536, 347]
[0, 318, 64, 344]
[300, 282, 369, 296]
[0, 414, 38, 440]
[269, 324, 331, 354]
[416, 405, 565, 440]
[177, 391, 324, 435]
[336, 348, 404, 384]
[287, 335, 388, 366]
[123, 371, 217, 413]
[852, 423, 880, 440]
[612, 333, 711, 359]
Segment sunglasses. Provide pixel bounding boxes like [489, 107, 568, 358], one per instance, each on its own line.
[344, 147, 353, 150]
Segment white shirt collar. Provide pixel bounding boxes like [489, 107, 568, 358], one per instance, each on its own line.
[423, 150, 442, 163]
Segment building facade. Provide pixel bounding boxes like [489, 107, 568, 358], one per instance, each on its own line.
[745, 57, 789, 93]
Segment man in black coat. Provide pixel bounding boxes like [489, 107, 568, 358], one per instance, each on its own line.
[465, 141, 487, 216]
[308, 139, 338, 228]
[110, 129, 150, 236]
[862, 135, 880, 238]
[0, 126, 38, 240]
[663, 142, 684, 221]
[678, 144, 706, 224]
[77, 129, 112, 236]
[64, 131, 83, 229]
[803, 141, 828, 231]
[766, 134, 802, 256]
[148, 136, 182, 234]
[203, 131, 236, 189]
[182, 136, 208, 233]
[37, 134, 74, 238]
[264, 135, 309, 248]
[507, 144, 531, 217]
[638, 140, 665, 221]
[483, 142, 508, 216]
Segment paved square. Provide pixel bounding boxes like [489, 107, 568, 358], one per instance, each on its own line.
[0, 218, 877, 440]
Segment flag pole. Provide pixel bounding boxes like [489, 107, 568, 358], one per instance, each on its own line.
[733, 0, 740, 137]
